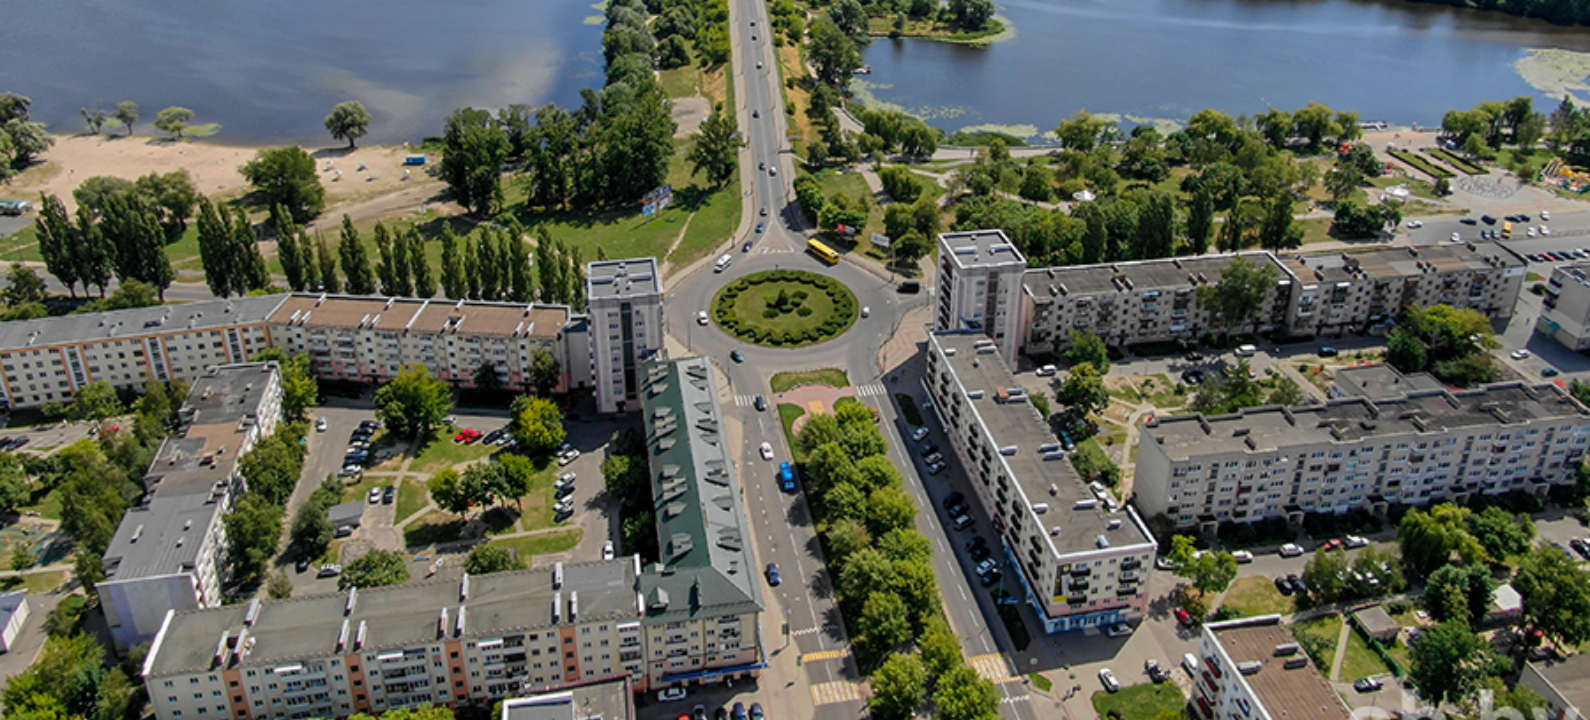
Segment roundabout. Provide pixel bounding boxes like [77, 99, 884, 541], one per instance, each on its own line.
[711, 270, 858, 348]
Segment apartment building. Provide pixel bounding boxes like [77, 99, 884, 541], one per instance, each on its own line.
[100, 363, 284, 653]
[1137, 381, 1590, 531]
[499, 675, 633, 720]
[937, 231, 1028, 365]
[1536, 262, 1590, 351]
[0, 296, 283, 409]
[1020, 252, 1294, 355]
[1278, 242, 1525, 337]
[264, 295, 590, 394]
[585, 259, 665, 414]
[925, 331, 1157, 633]
[1193, 616, 1350, 720]
[1519, 654, 1590, 720]
[1329, 364, 1445, 401]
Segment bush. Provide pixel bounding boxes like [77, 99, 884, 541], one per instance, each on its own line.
[797, 306, 813, 317]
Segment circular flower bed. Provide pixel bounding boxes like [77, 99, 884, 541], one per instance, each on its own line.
[711, 270, 858, 348]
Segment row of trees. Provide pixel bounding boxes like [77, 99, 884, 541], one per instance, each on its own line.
[196, 198, 271, 298]
[35, 192, 176, 300]
[222, 350, 319, 586]
[1385, 304, 1499, 387]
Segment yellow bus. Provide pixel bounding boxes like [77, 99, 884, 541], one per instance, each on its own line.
[807, 239, 840, 265]
[1502, 221, 1513, 238]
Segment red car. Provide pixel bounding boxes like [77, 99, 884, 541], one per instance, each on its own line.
[1322, 538, 1345, 551]
[454, 428, 483, 444]
[1175, 608, 1193, 627]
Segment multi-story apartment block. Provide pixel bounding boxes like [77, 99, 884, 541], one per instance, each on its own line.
[100, 363, 284, 653]
[141, 356, 763, 720]
[1329, 363, 1445, 401]
[1193, 616, 1350, 720]
[1137, 380, 1590, 531]
[925, 331, 1157, 633]
[937, 231, 1028, 365]
[264, 295, 590, 394]
[586, 259, 664, 413]
[1537, 262, 1590, 351]
[1279, 242, 1525, 337]
[1519, 654, 1590, 720]
[0, 296, 282, 409]
[1020, 252, 1294, 354]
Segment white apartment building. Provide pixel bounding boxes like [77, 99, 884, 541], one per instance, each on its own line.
[937, 231, 1028, 365]
[1537, 262, 1590, 351]
[1193, 616, 1350, 720]
[925, 331, 1157, 633]
[100, 363, 284, 653]
[1020, 252, 1294, 354]
[1519, 654, 1590, 720]
[585, 259, 665, 414]
[1137, 380, 1590, 531]
[0, 296, 282, 409]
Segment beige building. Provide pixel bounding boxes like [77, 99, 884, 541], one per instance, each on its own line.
[925, 332, 1157, 633]
[1519, 653, 1590, 720]
[937, 231, 1028, 365]
[585, 259, 665, 414]
[1194, 616, 1350, 720]
[1137, 381, 1590, 530]
[1537, 262, 1590, 351]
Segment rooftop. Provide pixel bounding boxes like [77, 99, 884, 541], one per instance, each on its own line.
[1527, 653, 1590, 712]
[102, 363, 282, 583]
[1022, 251, 1292, 299]
[145, 561, 642, 678]
[501, 675, 635, 720]
[0, 296, 287, 353]
[266, 294, 569, 339]
[1145, 381, 1590, 459]
[636, 357, 763, 624]
[940, 230, 1027, 271]
[929, 332, 1156, 558]
[1353, 605, 1400, 635]
[587, 258, 662, 301]
[1331, 364, 1446, 400]
[1207, 618, 1351, 720]
[1285, 242, 1525, 285]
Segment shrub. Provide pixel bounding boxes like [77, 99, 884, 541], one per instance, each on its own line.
[794, 290, 810, 301]
[762, 307, 780, 319]
[797, 306, 813, 317]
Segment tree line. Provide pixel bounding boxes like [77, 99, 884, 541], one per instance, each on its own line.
[35, 178, 189, 300]
[1400, 0, 1590, 26]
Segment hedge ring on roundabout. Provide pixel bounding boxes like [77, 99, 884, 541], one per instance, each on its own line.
[710, 270, 858, 348]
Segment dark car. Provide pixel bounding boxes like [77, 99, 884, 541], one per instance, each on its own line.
[1181, 370, 1204, 385]
[980, 569, 1002, 587]
[1289, 574, 1309, 595]
[943, 491, 965, 510]
[765, 563, 781, 586]
[729, 350, 744, 363]
[1460, 217, 1478, 225]
[1318, 347, 1338, 357]
[382, 486, 396, 504]
[1274, 576, 1295, 595]
[898, 280, 921, 293]
[742, 241, 754, 252]
[970, 545, 991, 561]
[753, 395, 767, 411]
[749, 703, 764, 720]
[732, 702, 748, 720]
[920, 441, 939, 457]
[755, 223, 765, 233]
[1482, 215, 1496, 224]
[1520, 213, 1533, 222]
[966, 535, 986, 552]
[295, 556, 311, 573]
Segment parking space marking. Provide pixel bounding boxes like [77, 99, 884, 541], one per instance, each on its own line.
[810, 681, 862, 705]
[970, 653, 1016, 683]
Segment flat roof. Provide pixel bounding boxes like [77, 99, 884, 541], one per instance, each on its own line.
[1208, 619, 1351, 720]
[940, 230, 1026, 271]
[1332, 364, 1446, 400]
[502, 676, 634, 720]
[266, 294, 569, 339]
[1022, 251, 1291, 299]
[1285, 242, 1524, 285]
[636, 358, 762, 624]
[1353, 605, 1400, 635]
[146, 561, 642, 677]
[587, 258, 662, 301]
[103, 364, 282, 583]
[1146, 381, 1590, 459]
[929, 332, 1155, 558]
[1528, 653, 1590, 712]
[0, 296, 287, 353]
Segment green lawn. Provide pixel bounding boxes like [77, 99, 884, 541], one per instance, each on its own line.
[777, 403, 806, 458]
[0, 571, 67, 595]
[409, 430, 497, 476]
[1298, 217, 1337, 245]
[1341, 628, 1393, 682]
[394, 479, 429, 525]
[716, 271, 857, 348]
[485, 529, 585, 566]
[771, 368, 850, 393]
[340, 475, 389, 504]
[1091, 682, 1187, 720]
[19, 483, 63, 520]
[1221, 576, 1294, 618]
[503, 458, 561, 533]
[403, 510, 465, 548]
[1293, 615, 1344, 671]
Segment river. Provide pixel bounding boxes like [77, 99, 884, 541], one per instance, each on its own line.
[1, 0, 606, 144]
[856, 0, 1590, 142]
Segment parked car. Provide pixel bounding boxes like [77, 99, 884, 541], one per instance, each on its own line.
[926, 461, 946, 475]
[658, 688, 687, 703]
[339, 465, 362, 477]
[1322, 538, 1346, 551]
[966, 535, 987, 552]
[749, 703, 763, 720]
[317, 564, 342, 578]
[975, 559, 997, 577]
[920, 441, 939, 457]
[924, 451, 945, 466]
[732, 703, 747, 720]
[946, 502, 970, 519]
[316, 417, 328, 432]
[383, 486, 396, 504]
[1345, 535, 1371, 548]
[0, 200, 31, 216]
[1274, 576, 1295, 595]
[912, 426, 930, 442]
[1155, 556, 1177, 570]
[1036, 364, 1058, 376]
[454, 428, 483, 444]
[952, 514, 974, 531]
[1231, 550, 1254, 563]
[980, 569, 1001, 587]
[1175, 608, 1194, 627]
[1098, 668, 1121, 692]
[1145, 659, 1171, 683]
[1354, 677, 1385, 693]
[1279, 543, 1304, 557]
[1105, 622, 1133, 638]
[1570, 538, 1590, 559]
[1318, 347, 1338, 357]
[557, 448, 581, 466]
[1544, 367, 1561, 377]
[1289, 574, 1309, 595]
[942, 491, 965, 510]
[555, 472, 577, 489]
[603, 541, 615, 560]
[969, 545, 991, 561]
[1512, 349, 1533, 360]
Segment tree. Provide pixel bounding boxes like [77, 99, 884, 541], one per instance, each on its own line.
[241, 146, 326, 223]
[918, 614, 962, 681]
[4, 119, 53, 167]
[290, 499, 335, 559]
[153, 106, 196, 138]
[337, 215, 377, 295]
[856, 592, 912, 666]
[1424, 562, 1496, 627]
[266, 569, 294, 600]
[316, 233, 341, 293]
[65, 381, 123, 423]
[375, 366, 454, 440]
[686, 107, 743, 187]
[1466, 506, 1534, 560]
[80, 103, 110, 134]
[408, 230, 435, 298]
[1399, 504, 1488, 577]
[374, 222, 397, 295]
[465, 544, 525, 575]
[869, 652, 927, 720]
[1185, 184, 1215, 255]
[100, 195, 175, 299]
[429, 470, 471, 518]
[1409, 621, 1499, 706]
[34, 194, 81, 297]
[530, 347, 561, 396]
[4, 263, 46, 306]
[1065, 330, 1110, 371]
[224, 495, 284, 585]
[948, 0, 996, 30]
[1059, 362, 1109, 418]
[339, 549, 411, 590]
[936, 664, 1000, 720]
[439, 226, 464, 299]
[1258, 191, 1302, 251]
[1324, 162, 1363, 203]
[510, 396, 567, 455]
[440, 108, 511, 216]
[113, 101, 139, 136]
[0, 453, 29, 514]
[271, 204, 306, 291]
[324, 101, 373, 148]
[1515, 545, 1590, 647]
[238, 433, 306, 506]
[1196, 255, 1277, 338]
[808, 21, 862, 87]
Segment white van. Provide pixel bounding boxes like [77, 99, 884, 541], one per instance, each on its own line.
[714, 254, 733, 273]
[1183, 653, 1199, 676]
[1235, 344, 1258, 357]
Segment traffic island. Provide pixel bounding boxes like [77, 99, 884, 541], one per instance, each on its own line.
[711, 270, 858, 347]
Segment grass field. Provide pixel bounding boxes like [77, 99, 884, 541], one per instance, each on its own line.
[340, 475, 389, 504]
[485, 529, 585, 566]
[0, 570, 67, 595]
[1221, 577, 1294, 618]
[403, 511, 466, 548]
[409, 430, 498, 476]
[1293, 615, 1344, 671]
[394, 479, 429, 525]
[1341, 628, 1392, 682]
[771, 368, 850, 393]
[1091, 682, 1186, 720]
[19, 484, 63, 520]
[778, 403, 806, 457]
[718, 272, 857, 347]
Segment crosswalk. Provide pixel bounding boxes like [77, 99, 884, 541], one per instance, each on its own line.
[1000, 694, 1031, 706]
[791, 626, 822, 637]
[801, 648, 850, 663]
[855, 383, 886, 398]
[733, 394, 760, 407]
[810, 681, 862, 705]
[752, 247, 799, 255]
[969, 653, 1017, 684]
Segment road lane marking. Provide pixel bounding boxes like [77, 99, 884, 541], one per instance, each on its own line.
[801, 648, 850, 663]
[970, 653, 1017, 683]
[810, 681, 862, 705]
[1000, 694, 1031, 705]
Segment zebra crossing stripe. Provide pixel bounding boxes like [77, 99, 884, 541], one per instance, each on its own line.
[800, 648, 850, 663]
[970, 653, 1016, 683]
[810, 681, 862, 705]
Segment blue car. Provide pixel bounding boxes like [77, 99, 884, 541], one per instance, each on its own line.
[779, 461, 797, 492]
[766, 563, 781, 586]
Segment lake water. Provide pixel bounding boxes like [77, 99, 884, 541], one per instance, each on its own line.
[3, 0, 607, 144]
[858, 0, 1590, 141]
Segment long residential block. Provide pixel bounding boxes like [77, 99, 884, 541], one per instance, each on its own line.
[101, 362, 284, 653]
[925, 331, 1157, 633]
[1137, 379, 1590, 530]
[1536, 262, 1590, 351]
[1193, 616, 1350, 720]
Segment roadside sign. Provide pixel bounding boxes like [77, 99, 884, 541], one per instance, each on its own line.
[872, 233, 891, 248]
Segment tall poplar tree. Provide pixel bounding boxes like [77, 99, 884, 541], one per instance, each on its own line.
[338, 215, 376, 295]
[390, 224, 412, 297]
[316, 234, 341, 294]
[34, 194, 81, 297]
[439, 225, 464, 300]
[408, 230, 435, 298]
[374, 222, 397, 295]
[271, 203, 306, 291]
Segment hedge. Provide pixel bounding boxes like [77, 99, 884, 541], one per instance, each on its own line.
[1387, 149, 1455, 179]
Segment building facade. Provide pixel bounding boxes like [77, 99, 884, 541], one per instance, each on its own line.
[585, 259, 665, 414]
[1194, 616, 1351, 720]
[937, 231, 1028, 365]
[0, 590, 29, 653]
[1136, 381, 1590, 530]
[1519, 654, 1590, 720]
[499, 675, 634, 720]
[100, 363, 284, 653]
[924, 331, 1157, 633]
[1279, 243, 1525, 337]
[1537, 262, 1590, 351]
